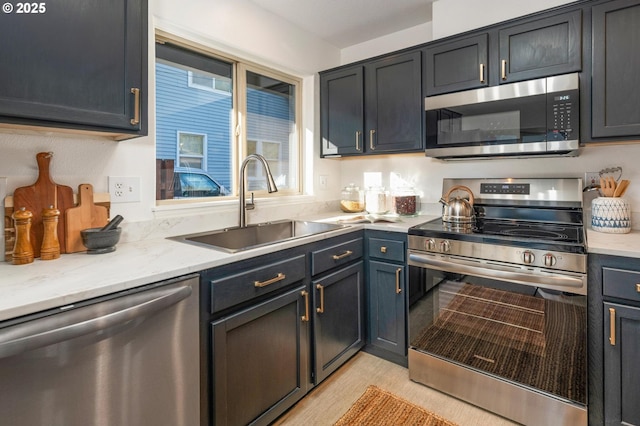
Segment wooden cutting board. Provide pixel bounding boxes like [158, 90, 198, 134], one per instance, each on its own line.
[65, 184, 109, 253]
[12, 152, 74, 257]
[5, 193, 111, 260]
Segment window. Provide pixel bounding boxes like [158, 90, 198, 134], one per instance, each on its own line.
[155, 40, 302, 202]
[177, 132, 206, 169]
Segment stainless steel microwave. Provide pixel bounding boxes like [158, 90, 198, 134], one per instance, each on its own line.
[425, 73, 579, 160]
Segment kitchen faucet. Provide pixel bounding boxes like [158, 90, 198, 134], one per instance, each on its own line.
[239, 154, 278, 227]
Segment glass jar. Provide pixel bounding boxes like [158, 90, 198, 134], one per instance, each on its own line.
[365, 186, 389, 214]
[392, 187, 420, 216]
[340, 183, 365, 213]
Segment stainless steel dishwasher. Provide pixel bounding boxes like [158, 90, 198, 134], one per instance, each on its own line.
[0, 274, 200, 426]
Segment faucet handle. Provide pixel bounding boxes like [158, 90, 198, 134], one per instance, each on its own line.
[245, 192, 255, 210]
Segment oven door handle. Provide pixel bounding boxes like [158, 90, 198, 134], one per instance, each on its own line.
[408, 253, 586, 295]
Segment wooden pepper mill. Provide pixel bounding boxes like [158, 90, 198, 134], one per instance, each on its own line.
[12, 207, 34, 265]
[41, 206, 61, 260]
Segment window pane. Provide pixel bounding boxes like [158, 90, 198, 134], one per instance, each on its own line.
[156, 43, 233, 200]
[245, 71, 297, 192]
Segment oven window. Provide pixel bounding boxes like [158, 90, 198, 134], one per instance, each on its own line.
[409, 267, 587, 405]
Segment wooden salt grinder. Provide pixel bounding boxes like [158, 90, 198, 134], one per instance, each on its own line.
[41, 206, 61, 260]
[12, 208, 34, 265]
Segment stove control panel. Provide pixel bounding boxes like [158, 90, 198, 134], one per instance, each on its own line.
[409, 235, 586, 274]
[480, 183, 530, 195]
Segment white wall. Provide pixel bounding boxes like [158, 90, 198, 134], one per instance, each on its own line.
[340, 22, 433, 64]
[432, 0, 576, 39]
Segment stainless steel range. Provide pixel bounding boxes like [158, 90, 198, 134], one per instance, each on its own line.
[408, 178, 587, 426]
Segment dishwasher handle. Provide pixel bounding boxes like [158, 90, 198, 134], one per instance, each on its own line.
[0, 284, 192, 359]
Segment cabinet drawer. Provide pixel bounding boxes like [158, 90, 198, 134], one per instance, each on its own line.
[603, 267, 640, 303]
[208, 254, 306, 313]
[368, 237, 405, 263]
[311, 238, 363, 276]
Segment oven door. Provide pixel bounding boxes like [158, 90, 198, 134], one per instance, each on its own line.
[408, 250, 587, 424]
[424, 73, 579, 159]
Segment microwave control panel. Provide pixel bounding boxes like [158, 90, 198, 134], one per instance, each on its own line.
[547, 89, 579, 141]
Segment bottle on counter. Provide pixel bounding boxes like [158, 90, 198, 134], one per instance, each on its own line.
[12, 207, 34, 265]
[340, 183, 365, 213]
[392, 186, 420, 216]
[41, 206, 61, 260]
[365, 186, 389, 214]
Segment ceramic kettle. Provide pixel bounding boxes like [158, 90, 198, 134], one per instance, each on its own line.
[439, 185, 475, 223]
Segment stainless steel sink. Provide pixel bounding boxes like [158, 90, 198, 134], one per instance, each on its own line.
[170, 219, 347, 253]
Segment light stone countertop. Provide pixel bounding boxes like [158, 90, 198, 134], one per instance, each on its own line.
[3, 212, 638, 324]
[0, 213, 432, 322]
[586, 228, 640, 258]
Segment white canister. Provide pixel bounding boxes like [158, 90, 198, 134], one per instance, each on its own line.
[591, 197, 631, 234]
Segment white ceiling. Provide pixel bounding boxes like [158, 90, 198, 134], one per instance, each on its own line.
[248, 0, 434, 48]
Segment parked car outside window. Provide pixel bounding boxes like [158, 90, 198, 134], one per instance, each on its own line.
[172, 168, 229, 198]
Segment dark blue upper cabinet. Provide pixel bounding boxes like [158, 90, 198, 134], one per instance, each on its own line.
[0, 0, 147, 139]
[320, 50, 423, 156]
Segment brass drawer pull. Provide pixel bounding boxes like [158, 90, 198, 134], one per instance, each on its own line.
[332, 250, 353, 260]
[301, 290, 310, 322]
[609, 307, 616, 346]
[254, 272, 286, 288]
[395, 268, 402, 294]
[636, 283, 640, 293]
[316, 284, 325, 313]
[130, 88, 141, 125]
[380, 246, 387, 253]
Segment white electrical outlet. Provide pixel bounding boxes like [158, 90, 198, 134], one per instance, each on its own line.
[109, 176, 141, 203]
[584, 172, 600, 187]
[319, 175, 328, 190]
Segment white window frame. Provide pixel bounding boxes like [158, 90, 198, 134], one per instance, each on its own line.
[154, 32, 304, 208]
[176, 131, 207, 170]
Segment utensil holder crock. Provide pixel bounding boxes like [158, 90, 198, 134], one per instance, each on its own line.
[591, 197, 631, 234]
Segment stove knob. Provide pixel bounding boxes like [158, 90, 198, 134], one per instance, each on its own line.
[543, 253, 557, 267]
[522, 250, 535, 264]
[440, 240, 451, 253]
[426, 239, 437, 251]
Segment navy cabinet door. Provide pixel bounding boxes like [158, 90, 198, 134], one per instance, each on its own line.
[498, 9, 582, 83]
[365, 50, 424, 153]
[313, 261, 365, 384]
[604, 302, 640, 425]
[368, 260, 406, 356]
[320, 66, 364, 156]
[424, 33, 489, 96]
[0, 0, 146, 135]
[592, 0, 640, 138]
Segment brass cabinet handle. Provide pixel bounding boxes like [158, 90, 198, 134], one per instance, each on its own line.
[609, 307, 616, 346]
[130, 88, 141, 125]
[301, 290, 310, 322]
[501, 60, 507, 80]
[369, 129, 376, 150]
[636, 283, 640, 293]
[395, 268, 402, 294]
[316, 284, 325, 313]
[355, 131, 362, 151]
[479, 63, 486, 83]
[254, 272, 286, 288]
[332, 250, 353, 260]
[380, 246, 387, 253]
